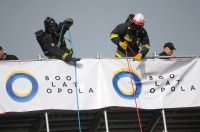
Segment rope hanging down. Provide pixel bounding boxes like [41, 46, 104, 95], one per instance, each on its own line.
[58, 25, 64, 48]
[125, 50, 143, 132]
[58, 25, 82, 131]
[67, 30, 82, 132]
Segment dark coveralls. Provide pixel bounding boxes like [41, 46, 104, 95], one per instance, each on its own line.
[159, 51, 168, 56]
[1, 53, 18, 60]
[43, 22, 72, 61]
[110, 22, 150, 57]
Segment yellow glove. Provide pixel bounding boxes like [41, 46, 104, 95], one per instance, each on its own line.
[119, 41, 128, 50]
[133, 54, 142, 61]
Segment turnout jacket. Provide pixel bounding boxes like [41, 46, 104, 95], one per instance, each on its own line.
[110, 22, 150, 57]
[43, 22, 72, 60]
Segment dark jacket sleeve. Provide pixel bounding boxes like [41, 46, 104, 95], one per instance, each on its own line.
[56, 22, 71, 50]
[12, 55, 18, 60]
[43, 34, 70, 60]
[139, 28, 150, 57]
[57, 22, 71, 37]
[4, 54, 18, 60]
[110, 23, 127, 46]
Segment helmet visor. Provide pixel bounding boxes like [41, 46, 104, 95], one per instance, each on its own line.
[131, 19, 144, 26]
[134, 24, 143, 31]
[47, 25, 56, 33]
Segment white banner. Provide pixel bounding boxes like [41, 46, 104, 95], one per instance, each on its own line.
[0, 58, 200, 112]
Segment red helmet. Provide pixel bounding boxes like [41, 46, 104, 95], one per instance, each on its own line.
[131, 13, 145, 26]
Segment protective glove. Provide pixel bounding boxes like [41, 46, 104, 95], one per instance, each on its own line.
[65, 18, 73, 26]
[70, 58, 81, 62]
[119, 41, 128, 50]
[63, 52, 81, 63]
[63, 53, 72, 62]
[133, 53, 142, 61]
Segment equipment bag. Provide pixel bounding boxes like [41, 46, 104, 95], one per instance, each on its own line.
[125, 14, 135, 23]
[35, 29, 50, 56]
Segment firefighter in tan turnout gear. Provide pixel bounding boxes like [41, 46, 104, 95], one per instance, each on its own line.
[110, 13, 150, 61]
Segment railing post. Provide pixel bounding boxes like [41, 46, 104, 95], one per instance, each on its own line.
[104, 109, 109, 132]
[45, 112, 50, 132]
[162, 109, 168, 132]
[95, 53, 109, 132]
[95, 53, 102, 59]
[37, 54, 44, 61]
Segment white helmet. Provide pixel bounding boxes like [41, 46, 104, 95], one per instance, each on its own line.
[131, 13, 145, 26]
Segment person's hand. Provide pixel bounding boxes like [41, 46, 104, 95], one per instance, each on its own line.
[65, 18, 73, 26]
[119, 41, 128, 50]
[70, 57, 81, 62]
[133, 54, 142, 61]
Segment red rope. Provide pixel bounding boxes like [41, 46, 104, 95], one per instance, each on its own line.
[125, 50, 143, 132]
[127, 44, 137, 56]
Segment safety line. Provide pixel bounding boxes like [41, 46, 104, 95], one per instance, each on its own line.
[58, 25, 64, 48]
[67, 30, 82, 132]
[127, 44, 137, 56]
[125, 50, 143, 132]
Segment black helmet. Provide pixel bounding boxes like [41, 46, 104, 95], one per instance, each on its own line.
[44, 17, 57, 33]
[44, 17, 56, 27]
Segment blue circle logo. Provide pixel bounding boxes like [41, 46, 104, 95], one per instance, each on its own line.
[112, 68, 142, 100]
[6, 71, 38, 102]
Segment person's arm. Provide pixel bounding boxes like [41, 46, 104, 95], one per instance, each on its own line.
[110, 23, 127, 46]
[43, 35, 72, 61]
[57, 18, 73, 37]
[13, 55, 18, 60]
[139, 29, 150, 58]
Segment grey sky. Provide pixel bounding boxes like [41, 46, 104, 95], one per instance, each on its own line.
[0, 0, 200, 60]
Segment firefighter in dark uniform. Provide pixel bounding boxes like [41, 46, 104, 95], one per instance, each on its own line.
[110, 13, 150, 61]
[0, 46, 18, 60]
[43, 17, 80, 62]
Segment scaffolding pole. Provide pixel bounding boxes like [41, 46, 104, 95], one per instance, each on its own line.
[104, 109, 109, 132]
[95, 53, 109, 132]
[45, 112, 50, 132]
[162, 109, 168, 132]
